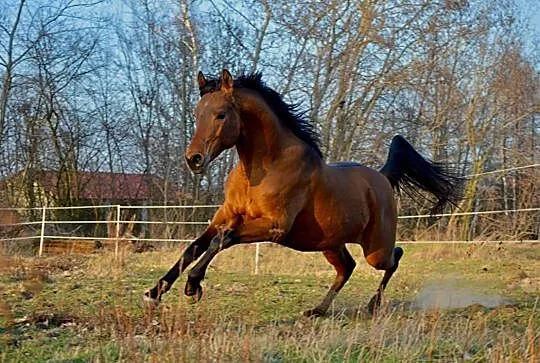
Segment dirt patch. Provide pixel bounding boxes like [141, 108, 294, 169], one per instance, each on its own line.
[414, 279, 506, 310]
[30, 312, 79, 329]
[0, 255, 86, 277]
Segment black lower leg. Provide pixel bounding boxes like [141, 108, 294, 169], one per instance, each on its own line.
[185, 234, 236, 297]
[379, 247, 403, 290]
[145, 260, 180, 300]
[185, 245, 220, 296]
[368, 247, 403, 313]
[145, 236, 212, 301]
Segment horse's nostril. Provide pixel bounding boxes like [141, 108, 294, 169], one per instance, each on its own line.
[186, 153, 205, 170]
[191, 153, 203, 166]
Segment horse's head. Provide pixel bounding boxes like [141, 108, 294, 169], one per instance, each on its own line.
[186, 69, 241, 174]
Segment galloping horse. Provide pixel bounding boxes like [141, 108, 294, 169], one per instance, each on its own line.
[145, 70, 463, 316]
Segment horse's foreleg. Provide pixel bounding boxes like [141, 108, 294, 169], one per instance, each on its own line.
[367, 246, 403, 314]
[184, 217, 288, 301]
[304, 246, 356, 317]
[184, 232, 237, 301]
[144, 227, 216, 304]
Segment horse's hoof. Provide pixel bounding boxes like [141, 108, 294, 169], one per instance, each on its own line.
[142, 291, 160, 309]
[303, 307, 326, 318]
[367, 294, 381, 315]
[185, 283, 203, 304]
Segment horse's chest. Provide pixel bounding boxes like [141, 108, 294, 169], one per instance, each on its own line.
[228, 184, 282, 218]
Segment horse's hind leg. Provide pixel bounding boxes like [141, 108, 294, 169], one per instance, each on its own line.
[304, 246, 356, 317]
[366, 246, 403, 314]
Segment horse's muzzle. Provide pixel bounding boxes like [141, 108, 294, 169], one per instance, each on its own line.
[185, 152, 206, 174]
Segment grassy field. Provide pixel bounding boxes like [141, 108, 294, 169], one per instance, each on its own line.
[0, 243, 538, 362]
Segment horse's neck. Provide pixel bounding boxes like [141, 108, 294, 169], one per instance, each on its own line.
[235, 94, 299, 181]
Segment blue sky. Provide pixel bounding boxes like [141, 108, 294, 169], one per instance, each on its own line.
[519, 0, 540, 30]
[517, 0, 540, 55]
[516, 0, 540, 72]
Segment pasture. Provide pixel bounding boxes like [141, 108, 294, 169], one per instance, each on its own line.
[0, 243, 538, 362]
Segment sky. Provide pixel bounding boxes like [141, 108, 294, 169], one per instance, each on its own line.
[519, 0, 540, 30]
[517, 0, 540, 64]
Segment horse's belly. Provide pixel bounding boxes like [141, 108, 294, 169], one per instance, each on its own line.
[283, 207, 366, 252]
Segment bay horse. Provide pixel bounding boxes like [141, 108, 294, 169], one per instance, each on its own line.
[145, 70, 463, 316]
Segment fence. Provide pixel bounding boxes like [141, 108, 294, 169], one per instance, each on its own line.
[1, 164, 538, 272]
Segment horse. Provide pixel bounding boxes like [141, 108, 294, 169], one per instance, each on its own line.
[145, 69, 463, 316]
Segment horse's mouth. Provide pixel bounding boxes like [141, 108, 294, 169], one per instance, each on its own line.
[187, 160, 207, 174]
[190, 166, 206, 174]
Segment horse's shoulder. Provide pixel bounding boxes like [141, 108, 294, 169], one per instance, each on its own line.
[223, 166, 248, 205]
[224, 165, 247, 186]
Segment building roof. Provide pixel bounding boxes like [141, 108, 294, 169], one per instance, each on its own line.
[3, 170, 182, 202]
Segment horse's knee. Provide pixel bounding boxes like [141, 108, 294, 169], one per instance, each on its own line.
[184, 238, 211, 260]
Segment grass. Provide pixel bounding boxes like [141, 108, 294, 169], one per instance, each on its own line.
[0, 243, 538, 362]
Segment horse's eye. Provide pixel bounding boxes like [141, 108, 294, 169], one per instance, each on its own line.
[216, 112, 226, 120]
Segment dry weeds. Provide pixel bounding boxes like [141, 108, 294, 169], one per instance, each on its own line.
[0, 243, 538, 362]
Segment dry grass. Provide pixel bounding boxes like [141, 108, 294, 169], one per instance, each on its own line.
[0, 243, 538, 362]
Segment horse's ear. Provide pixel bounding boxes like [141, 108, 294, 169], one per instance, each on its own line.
[221, 69, 234, 93]
[197, 71, 207, 90]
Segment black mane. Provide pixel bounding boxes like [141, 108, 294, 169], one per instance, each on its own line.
[200, 72, 323, 158]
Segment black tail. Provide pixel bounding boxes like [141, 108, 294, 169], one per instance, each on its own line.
[380, 135, 464, 216]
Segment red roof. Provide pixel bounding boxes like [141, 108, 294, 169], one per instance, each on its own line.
[10, 170, 181, 202]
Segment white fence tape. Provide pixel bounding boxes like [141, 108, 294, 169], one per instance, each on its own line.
[465, 163, 539, 178]
[1, 203, 538, 276]
[1, 164, 538, 273]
